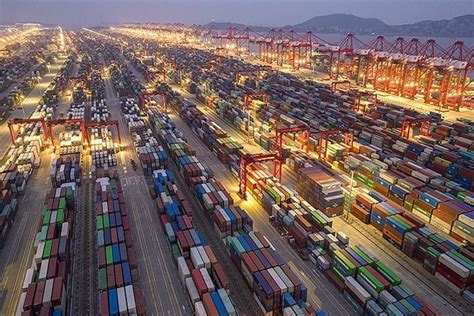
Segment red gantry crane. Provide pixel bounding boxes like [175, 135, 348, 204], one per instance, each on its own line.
[318, 129, 354, 160]
[244, 91, 268, 109]
[47, 119, 86, 145]
[275, 125, 310, 154]
[400, 117, 431, 139]
[8, 118, 48, 145]
[140, 92, 168, 113]
[85, 120, 121, 145]
[239, 152, 282, 200]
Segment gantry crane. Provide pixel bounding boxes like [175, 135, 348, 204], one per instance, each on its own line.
[239, 152, 282, 200]
[274, 125, 310, 154]
[318, 129, 354, 160]
[8, 118, 48, 145]
[140, 92, 168, 113]
[331, 80, 351, 93]
[244, 91, 268, 109]
[47, 119, 86, 145]
[400, 117, 431, 139]
[353, 91, 377, 113]
[85, 120, 121, 144]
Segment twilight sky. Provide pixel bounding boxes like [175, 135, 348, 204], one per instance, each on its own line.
[1, 0, 472, 28]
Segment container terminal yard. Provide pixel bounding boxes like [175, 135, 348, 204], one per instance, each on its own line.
[0, 19, 472, 316]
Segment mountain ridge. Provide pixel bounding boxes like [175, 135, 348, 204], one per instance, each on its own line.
[204, 14, 474, 38]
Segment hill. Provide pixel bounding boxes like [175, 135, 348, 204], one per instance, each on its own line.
[205, 14, 474, 38]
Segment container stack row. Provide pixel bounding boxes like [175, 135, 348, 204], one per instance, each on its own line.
[354, 190, 474, 298]
[148, 105, 318, 315]
[121, 102, 168, 175]
[151, 168, 238, 315]
[50, 155, 82, 187]
[95, 175, 145, 316]
[17, 184, 75, 315]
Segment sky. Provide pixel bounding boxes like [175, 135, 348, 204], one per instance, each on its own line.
[1, 0, 472, 28]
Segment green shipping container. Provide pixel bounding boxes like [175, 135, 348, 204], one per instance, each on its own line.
[171, 244, 181, 259]
[106, 246, 113, 265]
[43, 211, 51, 226]
[43, 240, 52, 259]
[59, 198, 66, 210]
[97, 216, 104, 230]
[56, 209, 65, 226]
[103, 215, 110, 229]
[373, 261, 401, 286]
[358, 267, 384, 293]
[40, 225, 48, 242]
[98, 268, 107, 291]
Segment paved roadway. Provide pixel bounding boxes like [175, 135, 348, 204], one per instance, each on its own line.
[0, 57, 67, 158]
[167, 83, 469, 315]
[104, 71, 192, 316]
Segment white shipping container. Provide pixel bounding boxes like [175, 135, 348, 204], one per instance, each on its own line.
[197, 246, 211, 270]
[35, 242, 45, 265]
[185, 277, 200, 304]
[195, 301, 207, 316]
[191, 247, 204, 269]
[199, 268, 215, 292]
[39, 259, 49, 280]
[22, 268, 35, 292]
[117, 286, 127, 314]
[125, 285, 137, 313]
[345, 276, 371, 305]
[16, 292, 27, 316]
[43, 278, 54, 306]
[178, 256, 191, 283]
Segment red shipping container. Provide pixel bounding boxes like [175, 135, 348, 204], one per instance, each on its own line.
[107, 265, 115, 288]
[24, 283, 36, 311]
[122, 216, 129, 231]
[98, 247, 106, 268]
[99, 291, 109, 316]
[213, 263, 229, 291]
[192, 269, 208, 297]
[47, 257, 58, 279]
[33, 280, 46, 311]
[125, 231, 133, 248]
[202, 292, 219, 316]
[115, 264, 124, 288]
[110, 228, 118, 244]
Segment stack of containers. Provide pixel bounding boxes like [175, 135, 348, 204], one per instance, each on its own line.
[0, 179, 19, 249]
[58, 129, 83, 156]
[296, 167, 345, 217]
[66, 103, 86, 120]
[90, 127, 118, 170]
[157, 43, 474, 247]
[145, 85, 323, 313]
[91, 99, 110, 122]
[224, 230, 314, 315]
[121, 103, 168, 175]
[16, 185, 75, 315]
[312, 238, 431, 316]
[95, 176, 145, 316]
[50, 155, 82, 187]
[352, 190, 474, 295]
[151, 168, 237, 315]
[177, 101, 243, 166]
[121, 98, 146, 133]
[0, 136, 42, 248]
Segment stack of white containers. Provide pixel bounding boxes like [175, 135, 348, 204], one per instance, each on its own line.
[66, 103, 85, 120]
[91, 99, 108, 122]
